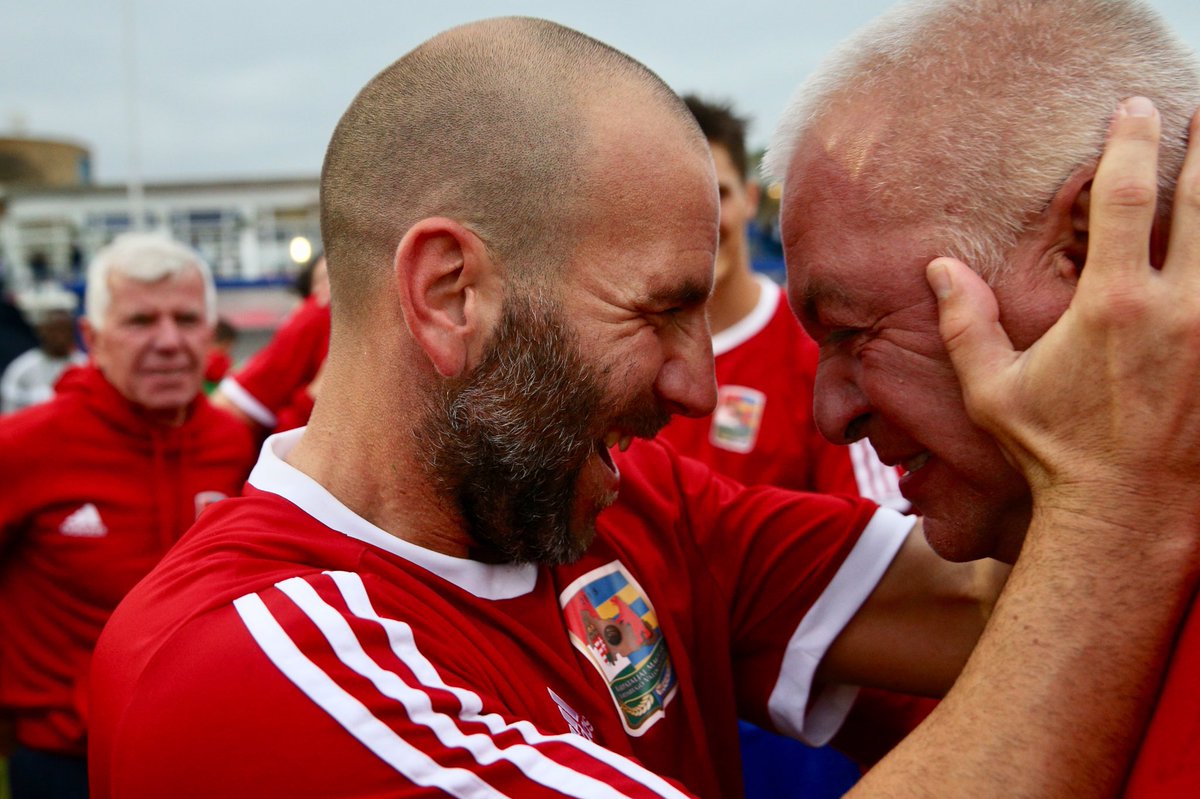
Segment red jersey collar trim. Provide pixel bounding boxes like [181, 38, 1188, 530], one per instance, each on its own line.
[248, 428, 539, 600]
[711, 274, 781, 356]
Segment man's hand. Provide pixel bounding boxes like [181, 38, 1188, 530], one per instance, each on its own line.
[848, 97, 1200, 798]
[929, 97, 1200, 546]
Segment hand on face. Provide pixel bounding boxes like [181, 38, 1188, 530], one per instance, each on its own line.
[928, 97, 1200, 547]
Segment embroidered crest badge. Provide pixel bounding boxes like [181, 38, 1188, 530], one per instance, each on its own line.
[709, 384, 766, 453]
[560, 561, 677, 736]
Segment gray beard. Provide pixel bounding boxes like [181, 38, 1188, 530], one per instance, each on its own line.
[417, 293, 604, 566]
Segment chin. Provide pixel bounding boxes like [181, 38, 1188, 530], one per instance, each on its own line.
[920, 499, 1031, 564]
[147, 383, 200, 406]
[137, 393, 195, 415]
[556, 524, 597, 566]
[557, 504, 604, 565]
[917, 505, 1001, 563]
[712, 256, 736, 285]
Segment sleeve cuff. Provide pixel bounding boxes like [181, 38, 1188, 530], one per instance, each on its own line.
[767, 508, 915, 745]
[218, 376, 277, 429]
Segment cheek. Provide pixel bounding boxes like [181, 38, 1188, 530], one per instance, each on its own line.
[601, 334, 661, 396]
[90, 336, 126, 372]
[860, 343, 968, 421]
[184, 330, 212, 356]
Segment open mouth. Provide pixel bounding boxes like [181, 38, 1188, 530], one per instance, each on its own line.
[595, 440, 617, 473]
[594, 430, 638, 477]
[602, 431, 634, 452]
[899, 451, 931, 476]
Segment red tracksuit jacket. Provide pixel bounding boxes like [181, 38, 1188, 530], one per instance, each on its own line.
[0, 365, 256, 756]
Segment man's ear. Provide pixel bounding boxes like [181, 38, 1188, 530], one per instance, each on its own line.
[79, 317, 97, 353]
[394, 217, 501, 378]
[1059, 169, 1094, 281]
[1060, 167, 1169, 278]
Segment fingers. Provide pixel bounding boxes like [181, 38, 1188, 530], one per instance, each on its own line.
[927, 258, 1017, 416]
[1085, 96, 1161, 282]
[1164, 107, 1200, 283]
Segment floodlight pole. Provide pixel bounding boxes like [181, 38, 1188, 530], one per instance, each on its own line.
[122, 0, 146, 231]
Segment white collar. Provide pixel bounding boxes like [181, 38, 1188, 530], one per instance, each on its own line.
[247, 428, 539, 600]
[711, 273, 781, 356]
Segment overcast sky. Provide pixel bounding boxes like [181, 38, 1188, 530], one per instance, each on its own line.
[5, 0, 1200, 185]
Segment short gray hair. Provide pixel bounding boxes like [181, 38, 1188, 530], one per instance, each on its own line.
[85, 232, 216, 329]
[766, 0, 1200, 280]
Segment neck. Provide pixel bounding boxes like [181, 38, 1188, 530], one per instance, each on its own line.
[145, 406, 188, 427]
[707, 262, 763, 335]
[284, 354, 472, 558]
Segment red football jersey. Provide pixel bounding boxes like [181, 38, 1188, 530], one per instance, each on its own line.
[657, 276, 905, 509]
[1123, 598, 1199, 796]
[90, 431, 912, 799]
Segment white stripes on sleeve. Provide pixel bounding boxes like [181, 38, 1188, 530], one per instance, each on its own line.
[233, 572, 692, 799]
[767, 508, 915, 745]
[216, 376, 277, 429]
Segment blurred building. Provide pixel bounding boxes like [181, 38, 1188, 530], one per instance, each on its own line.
[0, 136, 92, 188]
[0, 134, 322, 356]
[0, 173, 320, 287]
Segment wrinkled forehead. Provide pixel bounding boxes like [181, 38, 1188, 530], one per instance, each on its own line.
[785, 220, 941, 325]
[584, 88, 716, 200]
[780, 160, 943, 329]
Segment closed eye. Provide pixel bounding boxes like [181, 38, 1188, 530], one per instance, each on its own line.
[824, 327, 864, 346]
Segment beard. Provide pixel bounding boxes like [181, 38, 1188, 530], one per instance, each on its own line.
[418, 291, 667, 566]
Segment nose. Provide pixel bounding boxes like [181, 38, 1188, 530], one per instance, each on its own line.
[655, 317, 717, 419]
[812, 352, 871, 445]
[150, 317, 185, 350]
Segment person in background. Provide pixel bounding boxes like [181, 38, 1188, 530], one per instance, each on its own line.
[0, 286, 87, 414]
[0, 232, 256, 799]
[766, 0, 1200, 794]
[662, 96, 904, 507]
[212, 253, 329, 435]
[0, 294, 37, 380]
[202, 317, 238, 393]
[658, 95, 925, 798]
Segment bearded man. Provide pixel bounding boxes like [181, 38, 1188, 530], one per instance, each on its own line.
[89, 15, 1200, 799]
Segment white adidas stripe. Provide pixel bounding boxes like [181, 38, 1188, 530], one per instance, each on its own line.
[235, 573, 691, 799]
[275, 576, 628, 799]
[233, 592, 506, 799]
[327, 571, 692, 799]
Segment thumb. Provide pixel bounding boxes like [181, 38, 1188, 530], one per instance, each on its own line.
[926, 258, 1019, 400]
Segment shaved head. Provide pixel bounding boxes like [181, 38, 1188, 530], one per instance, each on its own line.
[320, 16, 697, 315]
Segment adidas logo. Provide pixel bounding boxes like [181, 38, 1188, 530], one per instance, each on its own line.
[548, 688, 594, 741]
[59, 503, 108, 537]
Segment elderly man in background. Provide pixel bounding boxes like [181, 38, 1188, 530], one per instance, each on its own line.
[767, 0, 1200, 794]
[0, 232, 256, 799]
